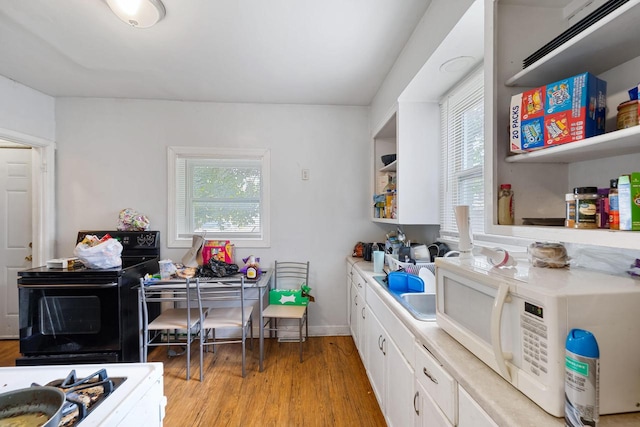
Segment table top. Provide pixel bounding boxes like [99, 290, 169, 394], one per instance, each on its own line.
[140, 269, 273, 289]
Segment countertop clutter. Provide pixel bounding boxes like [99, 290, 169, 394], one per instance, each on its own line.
[347, 257, 640, 427]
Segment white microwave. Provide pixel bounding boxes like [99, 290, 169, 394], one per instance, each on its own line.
[435, 256, 640, 418]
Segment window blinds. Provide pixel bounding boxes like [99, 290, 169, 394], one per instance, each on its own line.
[439, 69, 485, 237]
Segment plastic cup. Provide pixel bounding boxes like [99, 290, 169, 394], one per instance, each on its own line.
[158, 260, 174, 280]
[373, 251, 384, 273]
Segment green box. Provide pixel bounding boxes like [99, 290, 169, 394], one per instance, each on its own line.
[269, 289, 309, 306]
[631, 172, 640, 231]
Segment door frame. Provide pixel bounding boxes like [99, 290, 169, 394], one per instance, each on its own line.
[0, 128, 55, 266]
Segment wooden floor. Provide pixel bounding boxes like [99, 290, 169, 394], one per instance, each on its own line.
[0, 337, 386, 426]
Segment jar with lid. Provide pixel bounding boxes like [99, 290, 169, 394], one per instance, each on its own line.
[616, 100, 639, 130]
[574, 187, 598, 229]
[498, 184, 514, 225]
[565, 193, 575, 228]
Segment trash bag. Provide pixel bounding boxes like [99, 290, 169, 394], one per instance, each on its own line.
[73, 237, 123, 269]
[197, 259, 239, 278]
[117, 208, 150, 231]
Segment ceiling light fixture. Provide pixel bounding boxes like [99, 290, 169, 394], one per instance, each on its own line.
[106, 0, 166, 28]
[439, 56, 475, 73]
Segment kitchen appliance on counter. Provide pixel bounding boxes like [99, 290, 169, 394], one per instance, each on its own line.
[0, 363, 165, 426]
[435, 256, 640, 418]
[17, 230, 160, 366]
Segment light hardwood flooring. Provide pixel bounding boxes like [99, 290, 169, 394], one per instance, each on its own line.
[0, 337, 386, 426]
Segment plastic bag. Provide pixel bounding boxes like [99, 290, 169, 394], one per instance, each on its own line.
[73, 237, 123, 269]
[117, 208, 150, 231]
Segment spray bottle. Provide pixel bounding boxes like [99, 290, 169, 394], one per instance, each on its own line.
[565, 329, 599, 427]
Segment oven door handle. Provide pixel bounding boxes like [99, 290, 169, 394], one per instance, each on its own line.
[18, 282, 119, 289]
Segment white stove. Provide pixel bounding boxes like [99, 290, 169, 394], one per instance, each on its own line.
[0, 362, 166, 426]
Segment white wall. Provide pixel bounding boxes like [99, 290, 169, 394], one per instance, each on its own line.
[370, 0, 475, 130]
[0, 75, 55, 141]
[55, 97, 386, 335]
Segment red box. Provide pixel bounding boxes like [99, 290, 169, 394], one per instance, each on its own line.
[201, 240, 234, 265]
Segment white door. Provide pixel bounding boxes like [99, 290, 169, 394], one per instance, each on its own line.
[0, 147, 32, 338]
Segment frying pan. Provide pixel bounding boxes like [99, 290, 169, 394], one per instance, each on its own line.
[0, 386, 65, 427]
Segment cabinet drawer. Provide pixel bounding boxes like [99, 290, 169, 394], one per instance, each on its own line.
[415, 343, 457, 425]
[366, 283, 414, 366]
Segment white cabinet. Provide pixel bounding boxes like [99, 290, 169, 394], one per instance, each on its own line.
[372, 101, 439, 225]
[486, 0, 640, 250]
[414, 342, 457, 426]
[415, 380, 453, 427]
[364, 281, 415, 426]
[347, 262, 366, 359]
[458, 386, 498, 427]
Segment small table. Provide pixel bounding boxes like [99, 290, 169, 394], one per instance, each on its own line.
[137, 270, 272, 372]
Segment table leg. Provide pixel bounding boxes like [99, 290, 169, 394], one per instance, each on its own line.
[259, 285, 264, 372]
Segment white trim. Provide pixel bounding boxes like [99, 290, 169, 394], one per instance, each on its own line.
[167, 146, 271, 249]
[0, 128, 55, 266]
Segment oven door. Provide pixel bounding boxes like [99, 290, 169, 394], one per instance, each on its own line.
[19, 282, 121, 356]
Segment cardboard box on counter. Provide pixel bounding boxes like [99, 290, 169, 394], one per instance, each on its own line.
[510, 72, 606, 153]
[201, 240, 234, 265]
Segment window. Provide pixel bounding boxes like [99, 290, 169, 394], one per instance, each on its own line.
[439, 68, 484, 238]
[168, 147, 270, 248]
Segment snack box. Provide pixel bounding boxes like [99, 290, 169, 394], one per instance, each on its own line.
[201, 240, 234, 264]
[510, 72, 606, 153]
[619, 172, 640, 231]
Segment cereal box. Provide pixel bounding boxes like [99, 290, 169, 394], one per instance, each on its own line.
[201, 240, 234, 264]
[510, 72, 606, 153]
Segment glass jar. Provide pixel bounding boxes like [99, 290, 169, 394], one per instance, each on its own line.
[574, 187, 598, 229]
[497, 184, 514, 225]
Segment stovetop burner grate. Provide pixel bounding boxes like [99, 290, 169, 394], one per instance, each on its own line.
[33, 368, 126, 427]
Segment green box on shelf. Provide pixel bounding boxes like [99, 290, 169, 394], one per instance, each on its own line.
[269, 289, 309, 306]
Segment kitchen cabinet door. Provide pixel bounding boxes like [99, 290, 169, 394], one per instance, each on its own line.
[365, 309, 386, 412]
[458, 386, 497, 427]
[385, 336, 414, 427]
[415, 380, 453, 427]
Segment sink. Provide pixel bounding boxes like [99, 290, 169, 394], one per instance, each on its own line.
[372, 275, 436, 321]
[400, 293, 436, 321]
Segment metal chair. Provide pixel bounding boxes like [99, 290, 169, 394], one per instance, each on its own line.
[196, 277, 254, 379]
[262, 261, 310, 362]
[140, 278, 201, 380]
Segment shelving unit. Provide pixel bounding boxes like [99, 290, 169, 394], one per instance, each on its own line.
[371, 102, 439, 225]
[486, 0, 640, 250]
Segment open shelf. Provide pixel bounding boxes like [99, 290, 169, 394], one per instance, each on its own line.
[505, 0, 640, 87]
[379, 160, 397, 172]
[505, 125, 640, 163]
[487, 223, 640, 251]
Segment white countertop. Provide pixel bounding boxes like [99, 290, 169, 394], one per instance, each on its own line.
[0, 362, 164, 426]
[348, 257, 640, 427]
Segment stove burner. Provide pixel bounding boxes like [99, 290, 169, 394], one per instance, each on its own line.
[33, 369, 126, 427]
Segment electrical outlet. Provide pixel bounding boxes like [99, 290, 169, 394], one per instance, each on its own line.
[302, 169, 309, 180]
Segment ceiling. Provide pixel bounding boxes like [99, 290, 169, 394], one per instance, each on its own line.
[0, 0, 433, 106]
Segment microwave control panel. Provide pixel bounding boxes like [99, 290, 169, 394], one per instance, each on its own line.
[520, 302, 549, 379]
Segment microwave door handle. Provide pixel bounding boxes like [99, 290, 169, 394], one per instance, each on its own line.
[491, 282, 513, 381]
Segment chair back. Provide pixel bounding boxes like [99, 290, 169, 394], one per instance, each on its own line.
[194, 277, 249, 325]
[274, 261, 309, 290]
[139, 278, 198, 328]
